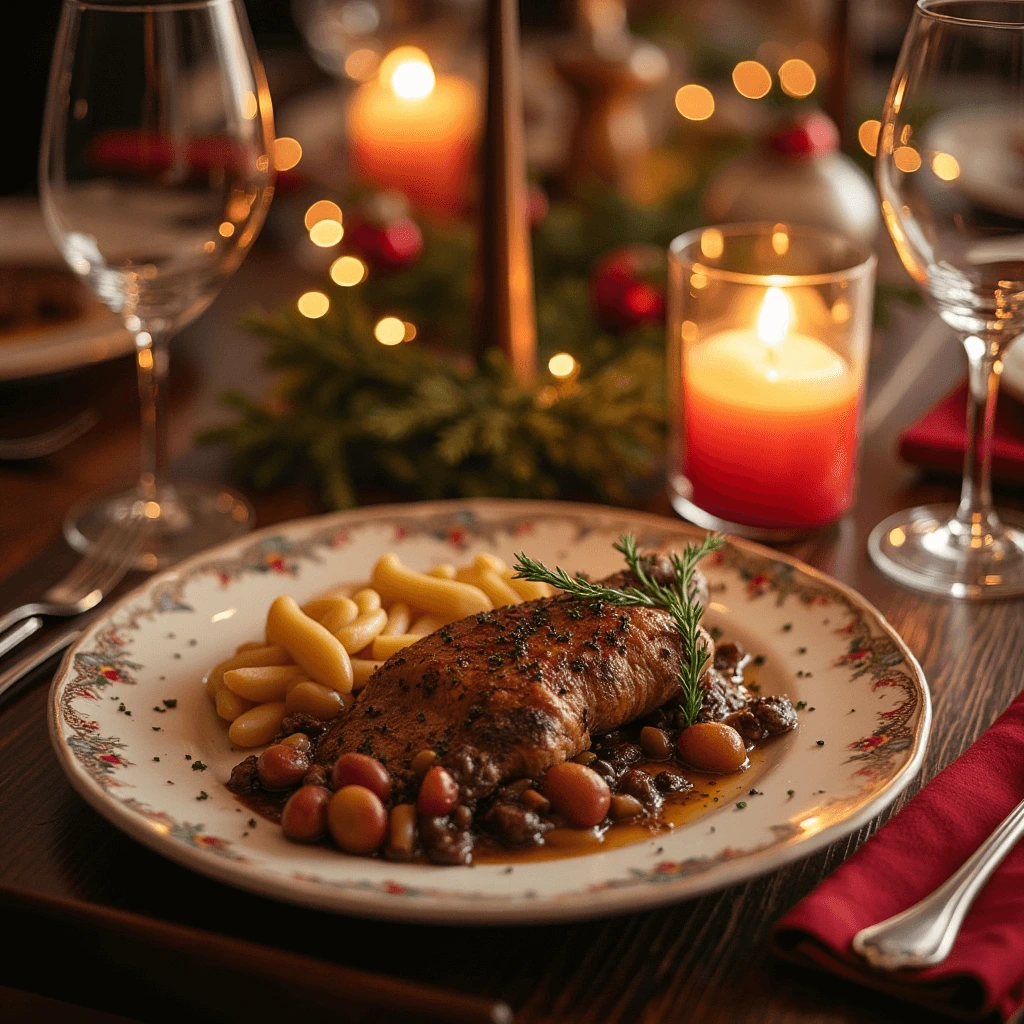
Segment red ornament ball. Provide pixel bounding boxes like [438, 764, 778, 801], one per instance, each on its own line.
[591, 245, 666, 330]
[767, 110, 840, 158]
[347, 216, 423, 271]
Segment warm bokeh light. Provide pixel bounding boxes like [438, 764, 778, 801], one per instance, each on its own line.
[778, 58, 816, 98]
[218, 221, 235, 238]
[675, 84, 715, 121]
[894, 145, 922, 172]
[900, 124, 913, 145]
[374, 316, 406, 345]
[345, 47, 381, 82]
[690, 270, 708, 291]
[832, 299, 851, 324]
[548, 352, 578, 379]
[858, 119, 881, 157]
[226, 194, 253, 222]
[700, 228, 724, 259]
[309, 220, 344, 247]
[304, 200, 343, 231]
[772, 229, 790, 256]
[380, 46, 435, 100]
[680, 320, 699, 343]
[242, 91, 258, 120]
[732, 61, 772, 100]
[273, 137, 302, 172]
[401, 321, 417, 342]
[931, 151, 961, 181]
[330, 255, 367, 287]
[298, 291, 330, 319]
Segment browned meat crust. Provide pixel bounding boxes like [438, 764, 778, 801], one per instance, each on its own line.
[313, 558, 712, 804]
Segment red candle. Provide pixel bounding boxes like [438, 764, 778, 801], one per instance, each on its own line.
[347, 48, 478, 215]
[681, 288, 861, 530]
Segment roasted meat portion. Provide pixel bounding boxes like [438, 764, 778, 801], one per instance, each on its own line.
[313, 557, 712, 804]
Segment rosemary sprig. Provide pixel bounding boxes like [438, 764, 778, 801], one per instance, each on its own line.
[512, 532, 725, 727]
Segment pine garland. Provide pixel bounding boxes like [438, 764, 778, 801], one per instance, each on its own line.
[204, 187, 702, 508]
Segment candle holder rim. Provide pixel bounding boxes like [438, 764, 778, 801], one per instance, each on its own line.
[669, 221, 877, 288]
[916, 0, 1024, 30]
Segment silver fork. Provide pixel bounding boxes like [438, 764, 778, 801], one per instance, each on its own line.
[853, 796, 1024, 970]
[0, 512, 147, 636]
[0, 409, 99, 461]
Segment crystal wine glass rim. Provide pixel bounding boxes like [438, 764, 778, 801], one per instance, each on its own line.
[668, 222, 877, 287]
[917, 0, 1024, 28]
[66, 0, 231, 11]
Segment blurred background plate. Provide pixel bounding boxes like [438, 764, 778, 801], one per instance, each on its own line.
[0, 198, 132, 381]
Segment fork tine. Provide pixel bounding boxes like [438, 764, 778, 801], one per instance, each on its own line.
[71, 515, 147, 596]
[86, 518, 148, 592]
[57, 512, 146, 598]
[56, 518, 130, 594]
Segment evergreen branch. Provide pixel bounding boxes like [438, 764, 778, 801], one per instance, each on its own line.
[513, 532, 725, 727]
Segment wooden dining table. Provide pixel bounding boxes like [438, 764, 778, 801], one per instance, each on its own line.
[1, 234, 1022, 1024]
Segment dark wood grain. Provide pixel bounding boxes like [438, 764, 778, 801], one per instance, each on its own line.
[2, 237, 1023, 1024]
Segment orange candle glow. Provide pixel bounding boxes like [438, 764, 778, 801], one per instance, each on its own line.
[682, 288, 861, 530]
[347, 48, 479, 215]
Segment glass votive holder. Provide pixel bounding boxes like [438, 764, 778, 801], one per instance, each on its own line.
[667, 222, 876, 540]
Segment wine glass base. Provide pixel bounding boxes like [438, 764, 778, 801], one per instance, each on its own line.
[64, 480, 253, 571]
[868, 503, 1024, 600]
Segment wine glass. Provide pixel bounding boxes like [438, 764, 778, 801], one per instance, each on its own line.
[40, 0, 275, 570]
[871, 0, 1024, 598]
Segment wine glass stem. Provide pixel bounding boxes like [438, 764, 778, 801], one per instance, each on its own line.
[956, 335, 1003, 539]
[134, 328, 171, 505]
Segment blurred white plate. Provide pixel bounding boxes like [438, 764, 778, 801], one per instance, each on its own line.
[0, 199, 132, 380]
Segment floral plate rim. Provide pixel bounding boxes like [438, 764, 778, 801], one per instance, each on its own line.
[48, 498, 931, 925]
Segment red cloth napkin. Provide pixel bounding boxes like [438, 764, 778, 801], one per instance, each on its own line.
[899, 383, 1024, 484]
[772, 691, 1024, 1020]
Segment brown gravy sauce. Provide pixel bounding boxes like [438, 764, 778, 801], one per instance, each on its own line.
[474, 746, 770, 864]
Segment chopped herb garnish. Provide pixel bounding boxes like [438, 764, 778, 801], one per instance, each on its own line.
[797, 646, 807, 654]
[782, 623, 793, 632]
[809, 706, 816, 711]
[153, 757, 160, 762]
[153, 706, 166, 713]
[152, 727, 161, 732]
[816, 740, 825, 746]
[796, 700, 807, 710]
[248, 818, 257, 828]
[787, 789, 795, 797]
[196, 791, 209, 800]
[752, 654, 765, 666]
[513, 532, 724, 727]
[736, 801, 747, 809]
[162, 699, 177, 709]
[192, 761, 208, 772]
[185, 754, 192, 761]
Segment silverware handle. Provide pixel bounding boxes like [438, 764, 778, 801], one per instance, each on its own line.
[0, 603, 43, 636]
[0, 617, 44, 660]
[0, 627, 82, 703]
[853, 796, 1024, 970]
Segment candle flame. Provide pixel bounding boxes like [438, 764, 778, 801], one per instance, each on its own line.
[381, 46, 436, 100]
[757, 287, 791, 349]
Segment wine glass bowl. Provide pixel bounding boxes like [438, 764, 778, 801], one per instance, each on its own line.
[871, 0, 1024, 598]
[41, 0, 275, 569]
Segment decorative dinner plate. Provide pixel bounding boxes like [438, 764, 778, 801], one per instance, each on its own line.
[0, 198, 133, 381]
[49, 500, 930, 924]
